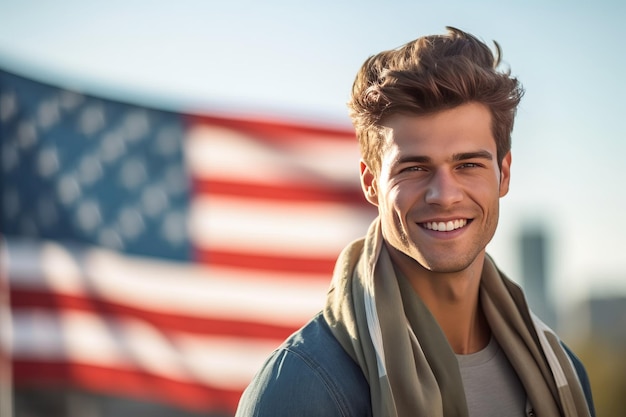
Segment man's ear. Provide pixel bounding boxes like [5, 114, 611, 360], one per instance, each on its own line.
[360, 160, 379, 206]
[499, 151, 512, 197]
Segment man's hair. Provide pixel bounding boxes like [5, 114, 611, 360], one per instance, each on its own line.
[348, 26, 524, 173]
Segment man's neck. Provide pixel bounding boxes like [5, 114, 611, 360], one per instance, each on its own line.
[388, 247, 491, 354]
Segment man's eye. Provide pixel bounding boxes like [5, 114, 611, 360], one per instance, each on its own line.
[459, 162, 480, 169]
[401, 166, 425, 173]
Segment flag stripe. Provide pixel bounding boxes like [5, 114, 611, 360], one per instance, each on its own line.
[186, 124, 361, 188]
[186, 114, 357, 144]
[6, 239, 328, 326]
[9, 289, 299, 340]
[196, 249, 337, 275]
[12, 361, 241, 412]
[192, 178, 368, 205]
[190, 195, 372, 262]
[9, 309, 281, 389]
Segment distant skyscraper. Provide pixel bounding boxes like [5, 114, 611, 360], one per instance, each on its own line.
[588, 295, 626, 346]
[520, 224, 557, 329]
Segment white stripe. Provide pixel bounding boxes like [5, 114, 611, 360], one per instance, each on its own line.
[186, 125, 361, 186]
[531, 314, 586, 416]
[6, 238, 328, 326]
[0, 238, 12, 346]
[190, 195, 374, 257]
[0, 237, 14, 411]
[531, 314, 568, 388]
[364, 289, 387, 377]
[8, 309, 280, 390]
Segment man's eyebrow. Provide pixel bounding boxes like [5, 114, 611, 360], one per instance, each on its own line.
[395, 155, 432, 165]
[395, 151, 494, 165]
[452, 150, 493, 161]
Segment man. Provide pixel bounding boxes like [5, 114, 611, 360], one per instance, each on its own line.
[235, 27, 595, 417]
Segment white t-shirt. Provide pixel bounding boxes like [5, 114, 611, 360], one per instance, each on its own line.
[456, 337, 527, 417]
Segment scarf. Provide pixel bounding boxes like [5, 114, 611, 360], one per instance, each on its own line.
[323, 219, 591, 417]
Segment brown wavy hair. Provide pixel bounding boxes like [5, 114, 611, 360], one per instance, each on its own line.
[348, 26, 524, 173]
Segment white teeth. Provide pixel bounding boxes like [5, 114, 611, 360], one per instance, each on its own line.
[423, 219, 467, 231]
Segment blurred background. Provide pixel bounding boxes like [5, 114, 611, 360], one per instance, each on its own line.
[0, 0, 624, 416]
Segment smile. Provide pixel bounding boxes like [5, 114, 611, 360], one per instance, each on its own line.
[421, 219, 468, 232]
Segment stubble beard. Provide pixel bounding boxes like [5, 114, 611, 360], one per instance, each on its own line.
[390, 210, 499, 275]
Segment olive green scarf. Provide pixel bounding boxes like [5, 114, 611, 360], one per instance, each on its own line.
[323, 219, 591, 417]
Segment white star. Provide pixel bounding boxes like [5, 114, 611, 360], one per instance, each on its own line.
[117, 206, 145, 240]
[100, 130, 127, 164]
[119, 158, 148, 190]
[75, 199, 102, 233]
[37, 98, 61, 130]
[161, 210, 187, 246]
[155, 125, 182, 156]
[0, 90, 17, 123]
[78, 154, 104, 186]
[78, 104, 106, 136]
[37, 146, 60, 178]
[141, 184, 169, 218]
[123, 110, 150, 143]
[56, 174, 82, 206]
[17, 120, 37, 149]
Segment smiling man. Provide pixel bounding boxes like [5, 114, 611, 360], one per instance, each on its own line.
[236, 27, 595, 417]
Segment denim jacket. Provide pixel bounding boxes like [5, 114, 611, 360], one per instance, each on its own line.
[235, 313, 595, 417]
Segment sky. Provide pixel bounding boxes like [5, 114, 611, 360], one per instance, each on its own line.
[0, 0, 624, 310]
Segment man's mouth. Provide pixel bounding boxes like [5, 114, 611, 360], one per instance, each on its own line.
[421, 219, 468, 232]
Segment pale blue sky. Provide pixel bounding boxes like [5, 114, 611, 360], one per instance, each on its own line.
[1, 0, 624, 308]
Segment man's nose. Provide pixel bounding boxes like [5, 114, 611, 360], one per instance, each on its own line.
[424, 169, 463, 207]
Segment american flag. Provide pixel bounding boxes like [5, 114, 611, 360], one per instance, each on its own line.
[0, 70, 375, 414]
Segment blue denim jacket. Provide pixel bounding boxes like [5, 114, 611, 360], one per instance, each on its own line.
[235, 313, 595, 417]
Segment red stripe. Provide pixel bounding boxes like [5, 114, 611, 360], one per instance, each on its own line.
[196, 249, 337, 275]
[192, 177, 368, 205]
[186, 114, 355, 145]
[12, 360, 242, 414]
[10, 289, 299, 340]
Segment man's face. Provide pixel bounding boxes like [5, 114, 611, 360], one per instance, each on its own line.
[360, 102, 511, 273]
